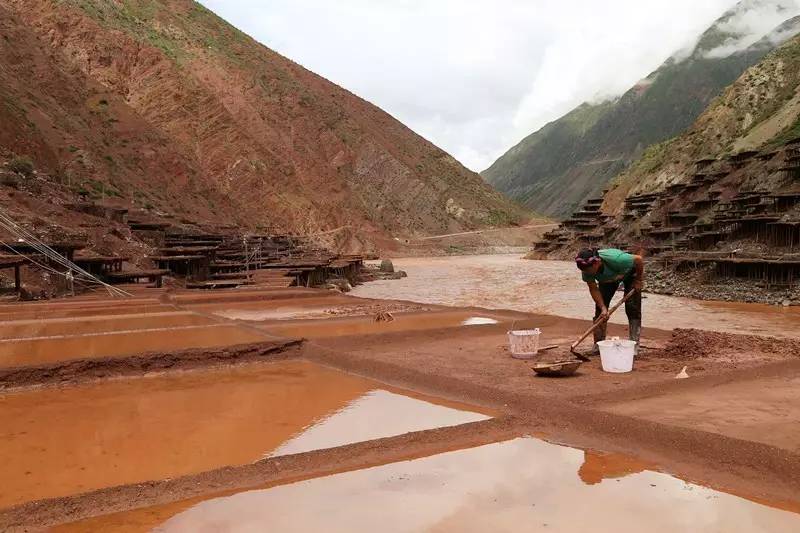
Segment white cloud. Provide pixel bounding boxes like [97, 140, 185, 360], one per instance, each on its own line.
[199, 1, 744, 171]
[703, 0, 800, 58]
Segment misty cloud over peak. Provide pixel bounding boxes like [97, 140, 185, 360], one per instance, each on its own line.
[699, 0, 800, 58]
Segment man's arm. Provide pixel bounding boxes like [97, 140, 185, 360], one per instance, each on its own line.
[587, 281, 608, 319]
[632, 255, 644, 291]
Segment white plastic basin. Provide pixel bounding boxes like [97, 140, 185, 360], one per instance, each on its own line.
[507, 328, 541, 360]
[597, 337, 636, 373]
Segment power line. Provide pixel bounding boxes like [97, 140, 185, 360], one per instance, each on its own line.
[0, 208, 132, 297]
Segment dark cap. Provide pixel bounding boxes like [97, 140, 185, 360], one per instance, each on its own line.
[575, 248, 600, 270]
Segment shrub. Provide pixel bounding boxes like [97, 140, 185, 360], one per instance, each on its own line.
[8, 156, 34, 176]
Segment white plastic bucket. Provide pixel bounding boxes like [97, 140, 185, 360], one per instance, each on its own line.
[507, 328, 541, 360]
[597, 337, 636, 373]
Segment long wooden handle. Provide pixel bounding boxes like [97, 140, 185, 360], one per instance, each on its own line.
[571, 289, 637, 350]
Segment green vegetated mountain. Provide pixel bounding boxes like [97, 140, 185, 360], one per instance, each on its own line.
[0, 0, 528, 253]
[606, 30, 800, 209]
[484, 1, 800, 220]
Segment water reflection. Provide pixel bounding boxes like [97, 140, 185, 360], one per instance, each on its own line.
[461, 317, 500, 326]
[260, 311, 510, 339]
[268, 389, 489, 458]
[0, 361, 488, 507]
[158, 438, 800, 533]
[578, 450, 650, 485]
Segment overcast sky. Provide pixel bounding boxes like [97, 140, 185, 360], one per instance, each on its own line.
[199, 0, 771, 172]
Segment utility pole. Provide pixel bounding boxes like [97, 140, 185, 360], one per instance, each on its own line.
[243, 235, 249, 280]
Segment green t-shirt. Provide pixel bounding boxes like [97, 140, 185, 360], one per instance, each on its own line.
[582, 248, 635, 284]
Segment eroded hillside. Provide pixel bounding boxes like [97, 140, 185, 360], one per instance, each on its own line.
[0, 0, 527, 252]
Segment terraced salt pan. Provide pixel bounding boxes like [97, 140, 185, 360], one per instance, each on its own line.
[259, 310, 510, 339]
[0, 361, 489, 508]
[0, 311, 214, 340]
[0, 323, 267, 369]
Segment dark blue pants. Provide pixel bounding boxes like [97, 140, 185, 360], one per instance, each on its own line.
[593, 273, 641, 321]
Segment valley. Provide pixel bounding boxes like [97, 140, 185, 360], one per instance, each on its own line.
[2, 1, 800, 532]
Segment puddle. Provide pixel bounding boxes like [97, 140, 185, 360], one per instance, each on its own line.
[191, 297, 433, 323]
[267, 389, 487, 458]
[190, 296, 356, 320]
[0, 361, 489, 507]
[168, 289, 328, 306]
[259, 311, 510, 339]
[82, 437, 800, 532]
[0, 324, 268, 369]
[212, 306, 346, 321]
[0, 304, 173, 321]
[0, 312, 214, 340]
[461, 316, 499, 326]
[0, 297, 160, 312]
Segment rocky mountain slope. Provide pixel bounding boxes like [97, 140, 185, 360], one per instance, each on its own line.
[484, 1, 800, 220]
[0, 0, 527, 252]
[532, 31, 800, 304]
[606, 32, 800, 209]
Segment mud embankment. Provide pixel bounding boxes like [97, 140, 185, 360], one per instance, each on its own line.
[0, 340, 303, 390]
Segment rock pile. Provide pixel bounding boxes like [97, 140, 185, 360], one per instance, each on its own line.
[646, 262, 800, 306]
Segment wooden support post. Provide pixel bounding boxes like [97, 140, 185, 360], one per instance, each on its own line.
[14, 265, 20, 293]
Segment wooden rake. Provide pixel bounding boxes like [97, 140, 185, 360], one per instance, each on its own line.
[570, 289, 638, 361]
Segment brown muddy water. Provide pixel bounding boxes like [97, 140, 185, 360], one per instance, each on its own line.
[0, 311, 214, 339]
[0, 323, 269, 369]
[0, 361, 489, 508]
[187, 296, 358, 321]
[66, 438, 800, 532]
[258, 310, 511, 339]
[0, 303, 172, 321]
[351, 255, 800, 339]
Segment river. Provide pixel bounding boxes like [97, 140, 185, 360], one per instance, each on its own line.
[351, 254, 800, 339]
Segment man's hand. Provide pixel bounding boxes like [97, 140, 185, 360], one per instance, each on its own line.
[633, 278, 643, 292]
[598, 307, 609, 321]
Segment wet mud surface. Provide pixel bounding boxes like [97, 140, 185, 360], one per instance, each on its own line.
[0, 311, 214, 339]
[2, 283, 800, 530]
[660, 328, 800, 367]
[0, 303, 174, 321]
[191, 296, 432, 322]
[607, 371, 800, 453]
[257, 309, 518, 339]
[0, 340, 300, 390]
[0, 323, 271, 369]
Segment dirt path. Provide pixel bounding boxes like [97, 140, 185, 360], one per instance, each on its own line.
[411, 223, 559, 241]
[351, 254, 800, 338]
